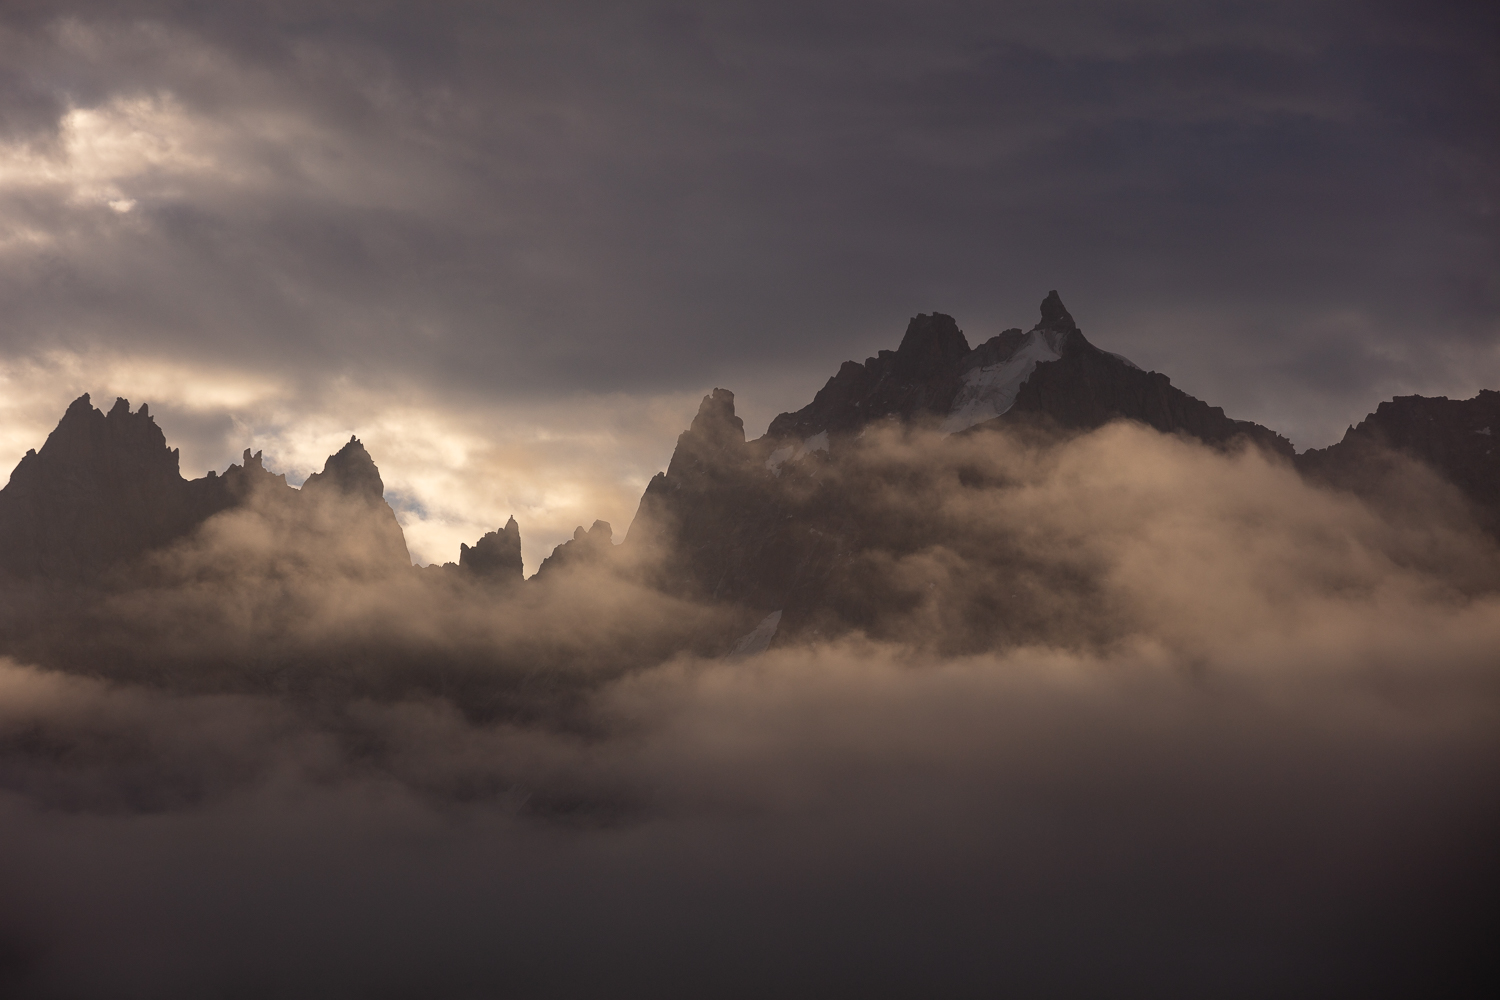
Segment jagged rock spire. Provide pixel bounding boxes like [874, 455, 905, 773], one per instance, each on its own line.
[302, 436, 386, 503]
[688, 389, 746, 448]
[459, 515, 523, 582]
[534, 519, 614, 579]
[665, 389, 750, 481]
[896, 313, 970, 376]
[0, 394, 193, 577]
[765, 313, 972, 440]
[1, 400, 415, 579]
[1037, 290, 1076, 331]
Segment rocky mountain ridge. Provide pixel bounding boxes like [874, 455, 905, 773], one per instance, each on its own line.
[0, 395, 410, 580]
[765, 291, 1294, 457]
[2, 293, 1494, 616]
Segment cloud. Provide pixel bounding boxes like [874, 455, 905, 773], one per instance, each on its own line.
[0, 353, 707, 571]
[1, 420, 1497, 995]
[0, 0, 1494, 460]
[0, 1, 1496, 983]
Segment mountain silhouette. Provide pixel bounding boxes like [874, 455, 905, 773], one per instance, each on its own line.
[2, 292, 1495, 624]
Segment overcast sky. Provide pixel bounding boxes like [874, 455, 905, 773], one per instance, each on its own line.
[1, 0, 1496, 568]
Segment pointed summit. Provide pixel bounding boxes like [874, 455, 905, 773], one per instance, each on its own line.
[297, 436, 411, 569]
[662, 389, 750, 482]
[688, 389, 746, 449]
[0, 394, 198, 577]
[896, 313, 970, 372]
[459, 515, 524, 583]
[534, 519, 615, 579]
[1036, 290, 1076, 331]
[302, 436, 386, 503]
[765, 314, 972, 440]
[32, 394, 180, 481]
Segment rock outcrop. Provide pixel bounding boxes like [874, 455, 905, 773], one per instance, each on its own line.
[1297, 390, 1500, 533]
[767, 314, 971, 439]
[535, 520, 615, 579]
[765, 291, 1291, 455]
[460, 516, 524, 583]
[627, 388, 791, 603]
[1004, 299, 1294, 456]
[0, 395, 232, 578]
[298, 436, 412, 569]
[619, 293, 1298, 640]
[0, 397, 412, 580]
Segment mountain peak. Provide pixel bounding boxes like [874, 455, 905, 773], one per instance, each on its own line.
[0, 393, 189, 577]
[302, 436, 386, 502]
[534, 518, 615, 579]
[763, 313, 969, 440]
[1037, 290, 1076, 331]
[459, 516, 524, 582]
[897, 313, 970, 362]
[682, 388, 747, 454]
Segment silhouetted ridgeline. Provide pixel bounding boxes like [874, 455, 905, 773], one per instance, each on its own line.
[2, 291, 1498, 676]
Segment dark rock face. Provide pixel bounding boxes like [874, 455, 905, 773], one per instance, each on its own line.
[460, 516, 523, 583]
[765, 293, 1290, 456]
[0, 395, 229, 578]
[0, 397, 412, 580]
[535, 520, 615, 579]
[627, 389, 796, 605]
[302, 436, 388, 503]
[995, 293, 1293, 455]
[767, 314, 971, 440]
[298, 436, 412, 569]
[1297, 390, 1500, 533]
[620, 293, 1301, 646]
[1005, 341, 1295, 456]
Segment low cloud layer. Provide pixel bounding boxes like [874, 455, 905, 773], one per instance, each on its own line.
[2, 422, 1496, 996]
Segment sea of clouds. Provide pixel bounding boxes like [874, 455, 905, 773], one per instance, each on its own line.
[2, 422, 1497, 997]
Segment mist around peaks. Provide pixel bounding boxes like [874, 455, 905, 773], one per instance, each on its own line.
[1, 412, 1497, 996]
[2, 296, 1499, 997]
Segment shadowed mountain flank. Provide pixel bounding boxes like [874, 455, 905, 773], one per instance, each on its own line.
[621, 293, 1303, 639]
[767, 313, 972, 439]
[459, 516, 524, 583]
[6, 295, 1495, 615]
[534, 519, 615, 580]
[0, 395, 235, 579]
[768, 291, 1292, 454]
[1297, 389, 1500, 535]
[0, 397, 410, 580]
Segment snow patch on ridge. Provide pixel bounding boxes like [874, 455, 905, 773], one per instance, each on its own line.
[728, 610, 782, 658]
[941, 327, 1069, 434]
[766, 431, 830, 475]
[765, 444, 795, 473]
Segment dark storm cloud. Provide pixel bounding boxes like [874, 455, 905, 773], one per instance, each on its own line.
[1, 0, 1495, 447]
